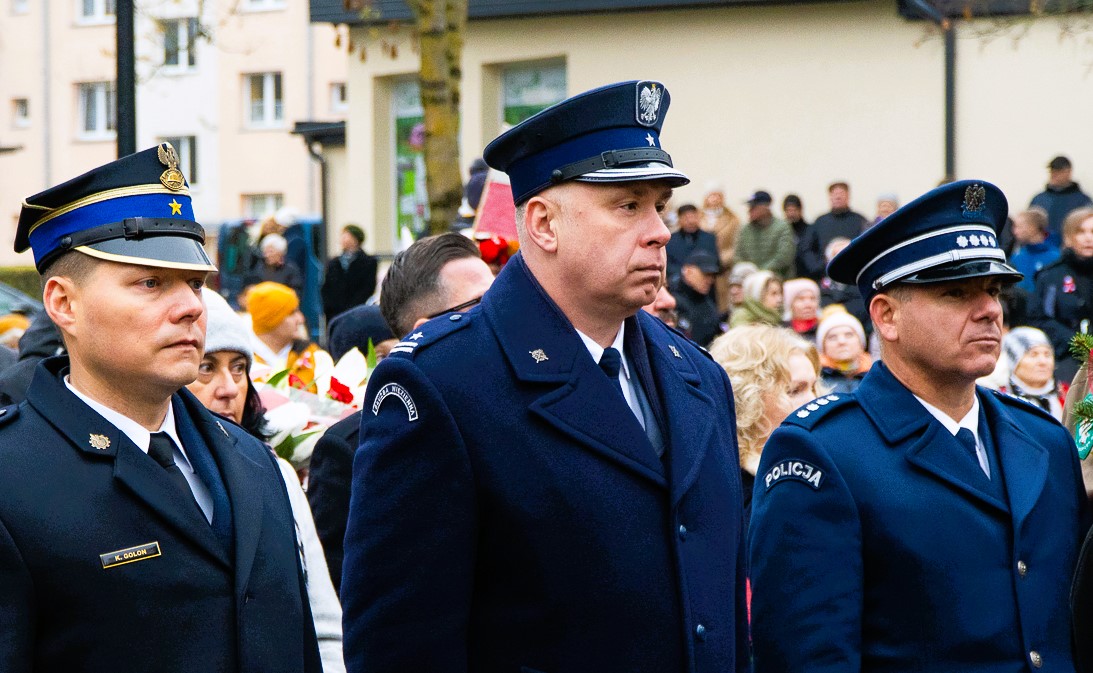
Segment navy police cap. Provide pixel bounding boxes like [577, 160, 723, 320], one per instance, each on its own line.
[16, 143, 217, 273]
[483, 80, 689, 204]
[828, 179, 1022, 303]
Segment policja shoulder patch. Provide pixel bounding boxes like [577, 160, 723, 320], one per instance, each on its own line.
[764, 459, 825, 492]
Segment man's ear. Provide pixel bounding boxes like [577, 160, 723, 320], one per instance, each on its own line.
[870, 292, 899, 345]
[43, 276, 78, 342]
[522, 193, 562, 254]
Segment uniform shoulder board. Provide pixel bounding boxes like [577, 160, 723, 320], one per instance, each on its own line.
[782, 392, 856, 429]
[988, 388, 1059, 424]
[0, 404, 20, 428]
[386, 310, 475, 360]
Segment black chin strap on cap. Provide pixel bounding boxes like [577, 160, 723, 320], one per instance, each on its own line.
[549, 147, 674, 184]
[38, 217, 206, 271]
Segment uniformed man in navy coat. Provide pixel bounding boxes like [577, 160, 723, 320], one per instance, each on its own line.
[0, 145, 321, 673]
[341, 81, 749, 673]
[749, 180, 1090, 673]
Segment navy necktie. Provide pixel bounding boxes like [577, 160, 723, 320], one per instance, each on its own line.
[956, 428, 980, 467]
[148, 432, 202, 512]
[599, 347, 626, 400]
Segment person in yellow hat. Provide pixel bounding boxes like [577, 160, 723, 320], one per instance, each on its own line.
[246, 281, 324, 387]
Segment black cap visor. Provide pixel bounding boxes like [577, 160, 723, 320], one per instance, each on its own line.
[76, 236, 216, 271]
[892, 259, 1023, 287]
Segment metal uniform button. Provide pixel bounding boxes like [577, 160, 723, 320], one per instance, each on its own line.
[695, 624, 706, 641]
[1017, 560, 1028, 577]
[678, 524, 687, 540]
[449, 314, 461, 321]
[1030, 650, 1042, 668]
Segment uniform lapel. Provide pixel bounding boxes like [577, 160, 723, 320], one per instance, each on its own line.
[177, 390, 268, 593]
[636, 314, 715, 505]
[981, 391, 1049, 530]
[25, 358, 228, 565]
[485, 255, 667, 486]
[857, 363, 1007, 514]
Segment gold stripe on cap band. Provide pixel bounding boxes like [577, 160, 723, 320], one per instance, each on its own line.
[28, 183, 192, 235]
[74, 246, 218, 272]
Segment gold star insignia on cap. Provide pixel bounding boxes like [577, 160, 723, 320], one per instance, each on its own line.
[530, 349, 549, 363]
[168, 199, 182, 215]
[89, 434, 110, 450]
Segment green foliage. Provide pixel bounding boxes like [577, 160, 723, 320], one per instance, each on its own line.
[1070, 332, 1093, 364]
[1071, 396, 1093, 425]
[366, 338, 377, 370]
[0, 267, 42, 301]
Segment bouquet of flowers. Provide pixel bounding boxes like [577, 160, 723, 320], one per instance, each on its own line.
[253, 343, 376, 468]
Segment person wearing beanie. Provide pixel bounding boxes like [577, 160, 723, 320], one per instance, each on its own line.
[782, 277, 821, 343]
[327, 303, 396, 361]
[187, 289, 347, 673]
[728, 269, 783, 328]
[993, 326, 1066, 420]
[817, 308, 870, 393]
[321, 224, 378, 322]
[246, 282, 321, 380]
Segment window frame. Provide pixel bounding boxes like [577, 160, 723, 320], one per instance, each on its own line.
[245, 72, 284, 129]
[76, 81, 116, 140]
[161, 17, 198, 71]
[77, 0, 116, 25]
[242, 193, 284, 219]
[12, 98, 29, 128]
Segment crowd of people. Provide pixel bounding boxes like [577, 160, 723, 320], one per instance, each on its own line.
[3, 79, 1093, 673]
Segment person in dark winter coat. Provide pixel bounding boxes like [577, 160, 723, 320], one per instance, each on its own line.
[1029, 206, 1093, 382]
[1031, 155, 1093, 248]
[0, 311, 64, 405]
[665, 204, 718, 287]
[797, 182, 868, 280]
[321, 224, 378, 322]
[671, 249, 722, 347]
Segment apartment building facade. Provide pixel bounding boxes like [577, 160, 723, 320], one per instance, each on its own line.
[0, 0, 347, 266]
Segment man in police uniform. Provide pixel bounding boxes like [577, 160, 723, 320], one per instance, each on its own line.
[0, 145, 321, 673]
[749, 180, 1089, 673]
[342, 81, 749, 673]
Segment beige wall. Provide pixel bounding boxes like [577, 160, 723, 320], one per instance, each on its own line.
[345, 3, 1093, 253]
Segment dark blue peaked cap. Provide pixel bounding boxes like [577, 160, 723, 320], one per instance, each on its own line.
[483, 80, 689, 204]
[828, 179, 1022, 304]
[16, 143, 216, 273]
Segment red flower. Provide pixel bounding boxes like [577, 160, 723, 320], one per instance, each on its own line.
[288, 373, 306, 390]
[328, 377, 354, 404]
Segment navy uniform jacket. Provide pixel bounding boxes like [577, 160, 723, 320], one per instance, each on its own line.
[750, 361, 1088, 673]
[342, 254, 748, 673]
[0, 357, 321, 673]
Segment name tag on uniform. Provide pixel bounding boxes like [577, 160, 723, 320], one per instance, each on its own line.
[100, 541, 161, 570]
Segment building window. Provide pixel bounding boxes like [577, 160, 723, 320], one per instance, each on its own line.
[242, 193, 283, 219]
[12, 99, 29, 128]
[501, 62, 566, 126]
[162, 18, 198, 70]
[78, 0, 115, 22]
[330, 82, 348, 114]
[392, 79, 427, 242]
[159, 136, 198, 185]
[246, 72, 283, 128]
[77, 82, 115, 139]
[12, 0, 29, 14]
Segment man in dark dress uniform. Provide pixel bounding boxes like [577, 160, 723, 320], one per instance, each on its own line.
[750, 180, 1089, 673]
[0, 144, 321, 673]
[341, 81, 749, 673]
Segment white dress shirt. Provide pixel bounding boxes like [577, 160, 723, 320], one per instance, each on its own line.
[914, 393, 990, 478]
[65, 378, 215, 520]
[576, 323, 646, 430]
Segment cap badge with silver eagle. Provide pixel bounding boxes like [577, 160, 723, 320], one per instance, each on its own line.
[637, 81, 663, 126]
[962, 183, 987, 219]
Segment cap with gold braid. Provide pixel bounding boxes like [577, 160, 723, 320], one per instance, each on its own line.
[16, 143, 217, 273]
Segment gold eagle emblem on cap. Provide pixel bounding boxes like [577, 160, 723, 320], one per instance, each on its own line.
[158, 142, 185, 192]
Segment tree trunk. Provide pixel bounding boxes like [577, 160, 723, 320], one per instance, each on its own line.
[408, 0, 467, 236]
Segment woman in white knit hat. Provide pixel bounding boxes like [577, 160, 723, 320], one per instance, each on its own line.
[995, 326, 1067, 420]
[817, 307, 871, 394]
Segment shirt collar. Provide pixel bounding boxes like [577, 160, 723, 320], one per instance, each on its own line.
[575, 322, 631, 381]
[913, 392, 980, 437]
[64, 377, 189, 468]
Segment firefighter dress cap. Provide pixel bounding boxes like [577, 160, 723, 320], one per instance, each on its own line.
[483, 80, 690, 204]
[16, 143, 217, 273]
[827, 179, 1022, 303]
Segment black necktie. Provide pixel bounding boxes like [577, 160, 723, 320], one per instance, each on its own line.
[148, 432, 200, 509]
[599, 347, 626, 399]
[956, 428, 982, 472]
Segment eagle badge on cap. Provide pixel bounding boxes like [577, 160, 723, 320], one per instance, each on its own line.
[636, 81, 663, 127]
[157, 142, 185, 192]
[962, 183, 986, 219]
